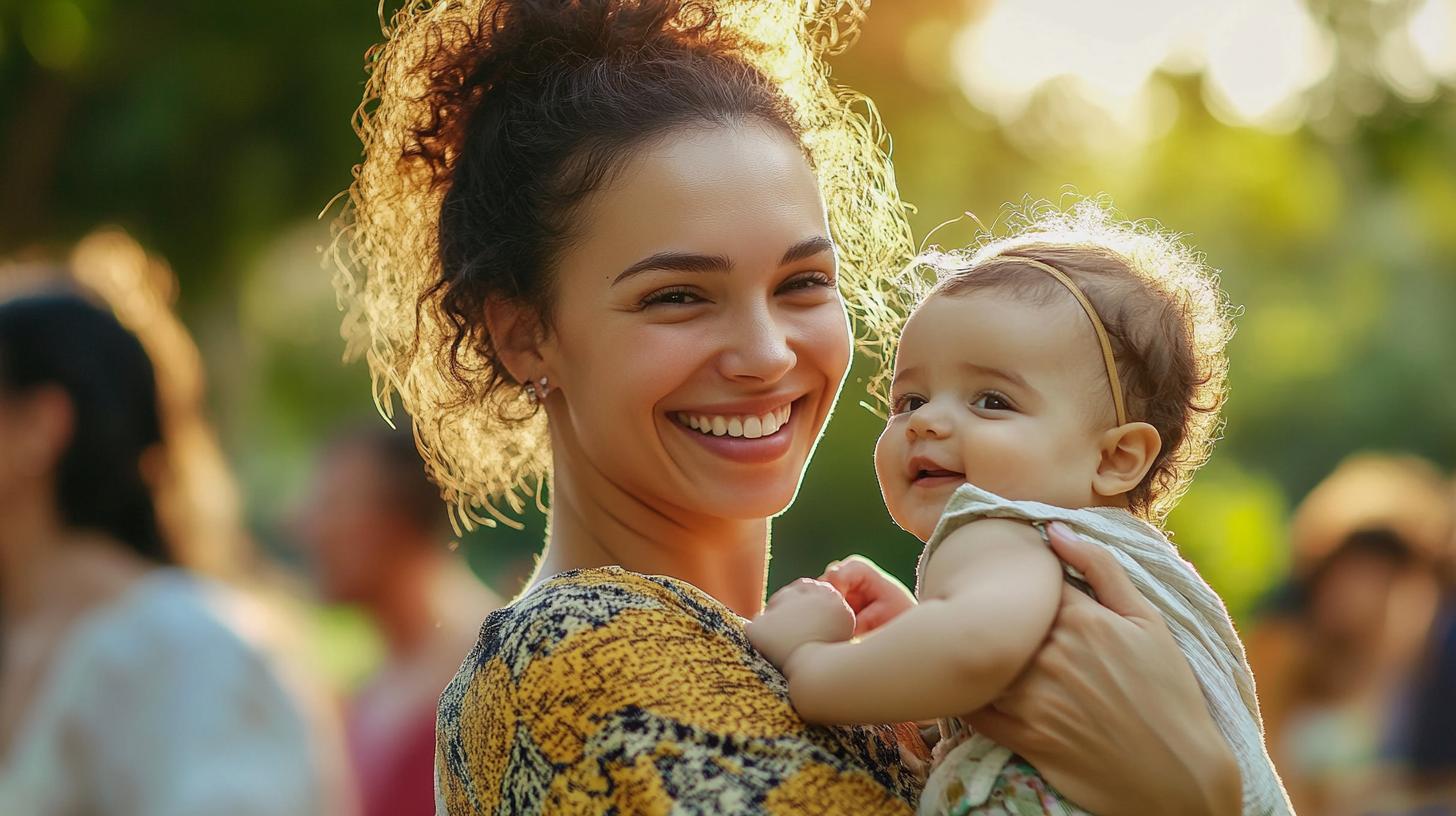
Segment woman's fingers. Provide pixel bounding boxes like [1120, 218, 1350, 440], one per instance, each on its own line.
[1045, 522, 1155, 621]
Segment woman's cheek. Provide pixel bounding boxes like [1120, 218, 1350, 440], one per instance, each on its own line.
[805, 299, 852, 383]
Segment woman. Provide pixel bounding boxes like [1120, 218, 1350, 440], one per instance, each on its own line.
[335, 1, 1242, 812]
[0, 291, 336, 814]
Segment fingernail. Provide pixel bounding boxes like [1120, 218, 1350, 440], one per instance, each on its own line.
[1048, 521, 1078, 539]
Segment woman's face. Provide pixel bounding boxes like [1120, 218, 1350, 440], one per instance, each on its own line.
[538, 121, 850, 521]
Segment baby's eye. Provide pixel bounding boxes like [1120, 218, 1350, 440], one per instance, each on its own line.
[972, 392, 1014, 411]
[892, 394, 926, 415]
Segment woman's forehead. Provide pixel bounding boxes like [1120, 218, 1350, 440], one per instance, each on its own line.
[563, 123, 828, 279]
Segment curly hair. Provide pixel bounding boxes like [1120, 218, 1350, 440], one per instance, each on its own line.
[330, 0, 913, 529]
[912, 200, 1235, 523]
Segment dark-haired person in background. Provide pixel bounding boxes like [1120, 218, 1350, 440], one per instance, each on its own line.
[295, 424, 499, 816]
[0, 291, 338, 815]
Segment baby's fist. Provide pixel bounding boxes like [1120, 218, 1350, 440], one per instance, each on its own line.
[747, 578, 855, 670]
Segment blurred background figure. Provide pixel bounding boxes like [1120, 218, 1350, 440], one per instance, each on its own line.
[1391, 480, 1456, 803]
[0, 290, 344, 814]
[294, 422, 500, 816]
[0, 232, 353, 814]
[1246, 454, 1456, 814]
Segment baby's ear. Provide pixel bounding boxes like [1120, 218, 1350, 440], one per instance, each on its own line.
[1092, 422, 1162, 499]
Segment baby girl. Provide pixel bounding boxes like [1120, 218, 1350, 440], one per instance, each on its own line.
[747, 203, 1291, 815]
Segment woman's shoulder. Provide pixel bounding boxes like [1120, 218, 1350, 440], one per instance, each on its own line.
[463, 566, 743, 668]
[438, 566, 773, 729]
[436, 567, 919, 814]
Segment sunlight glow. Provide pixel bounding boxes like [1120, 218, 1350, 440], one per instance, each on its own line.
[953, 0, 1336, 146]
[1409, 0, 1456, 81]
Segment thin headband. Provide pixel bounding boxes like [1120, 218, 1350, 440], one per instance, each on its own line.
[1000, 257, 1127, 426]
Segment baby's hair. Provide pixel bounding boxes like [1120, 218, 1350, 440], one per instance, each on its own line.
[912, 200, 1234, 523]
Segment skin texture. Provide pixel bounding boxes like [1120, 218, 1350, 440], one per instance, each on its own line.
[490, 123, 1241, 814]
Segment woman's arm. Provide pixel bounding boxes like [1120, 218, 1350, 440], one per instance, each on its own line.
[751, 519, 1062, 725]
[965, 522, 1243, 816]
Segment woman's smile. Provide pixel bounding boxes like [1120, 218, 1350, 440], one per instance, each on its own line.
[666, 395, 807, 465]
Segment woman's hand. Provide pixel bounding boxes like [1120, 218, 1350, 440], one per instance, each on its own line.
[819, 555, 917, 636]
[964, 523, 1243, 816]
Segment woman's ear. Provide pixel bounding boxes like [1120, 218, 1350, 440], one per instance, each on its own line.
[484, 298, 548, 386]
[1092, 422, 1162, 499]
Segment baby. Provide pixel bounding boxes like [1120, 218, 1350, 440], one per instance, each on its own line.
[747, 203, 1291, 815]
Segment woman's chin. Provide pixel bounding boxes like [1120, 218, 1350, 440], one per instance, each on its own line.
[696, 480, 800, 521]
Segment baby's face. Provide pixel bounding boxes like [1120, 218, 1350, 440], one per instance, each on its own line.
[875, 291, 1117, 541]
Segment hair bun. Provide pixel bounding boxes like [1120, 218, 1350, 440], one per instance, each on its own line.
[482, 0, 719, 74]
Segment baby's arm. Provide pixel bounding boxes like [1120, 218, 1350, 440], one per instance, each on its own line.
[753, 519, 1063, 726]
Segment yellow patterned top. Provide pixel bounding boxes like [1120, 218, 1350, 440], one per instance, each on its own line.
[435, 567, 920, 815]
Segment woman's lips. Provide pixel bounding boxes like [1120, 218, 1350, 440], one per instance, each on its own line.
[668, 398, 803, 465]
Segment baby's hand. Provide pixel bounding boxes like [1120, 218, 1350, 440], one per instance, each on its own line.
[747, 578, 855, 670]
[821, 555, 917, 636]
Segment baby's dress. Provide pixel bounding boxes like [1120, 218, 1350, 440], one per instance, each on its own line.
[913, 484, 1293, 816]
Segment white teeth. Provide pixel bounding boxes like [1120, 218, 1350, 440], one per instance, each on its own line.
[676, 403, 794, 438]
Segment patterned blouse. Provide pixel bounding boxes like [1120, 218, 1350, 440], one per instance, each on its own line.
[435, 567, 921, 815]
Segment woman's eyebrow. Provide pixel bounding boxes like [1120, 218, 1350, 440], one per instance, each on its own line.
[612, 236, 834, 285]
[613, 251, 731, 284]
[780, 235, 834, 266]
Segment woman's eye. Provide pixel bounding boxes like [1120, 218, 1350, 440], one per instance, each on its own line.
[892, 394, 926, 415]
[778, 271, 835, 293]
[640, 288, 704, 307]
[972, 392, 1013, 411]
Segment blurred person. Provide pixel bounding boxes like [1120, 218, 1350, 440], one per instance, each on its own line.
[295, 423, 500, 816]
[1247, 454, 1455, 814]
[1389, 481, 1456, 805]
[0, 291, 339, 814]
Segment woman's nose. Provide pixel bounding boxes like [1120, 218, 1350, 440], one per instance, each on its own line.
[719, 304, 796, 384]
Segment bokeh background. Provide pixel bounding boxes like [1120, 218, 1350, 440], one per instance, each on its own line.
[3, 0, 1455, 810]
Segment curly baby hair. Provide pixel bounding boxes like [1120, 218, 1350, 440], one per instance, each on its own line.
[914, 200, 1235, 523]
[330, 0, 914, 529]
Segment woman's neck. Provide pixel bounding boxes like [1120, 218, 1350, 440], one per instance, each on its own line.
[531, 452, 771, 619]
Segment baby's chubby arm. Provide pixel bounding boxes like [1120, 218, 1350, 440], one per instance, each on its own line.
[750, 519, 1063, 726]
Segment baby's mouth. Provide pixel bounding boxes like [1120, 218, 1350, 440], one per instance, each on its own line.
[908, 456, 965, 487]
